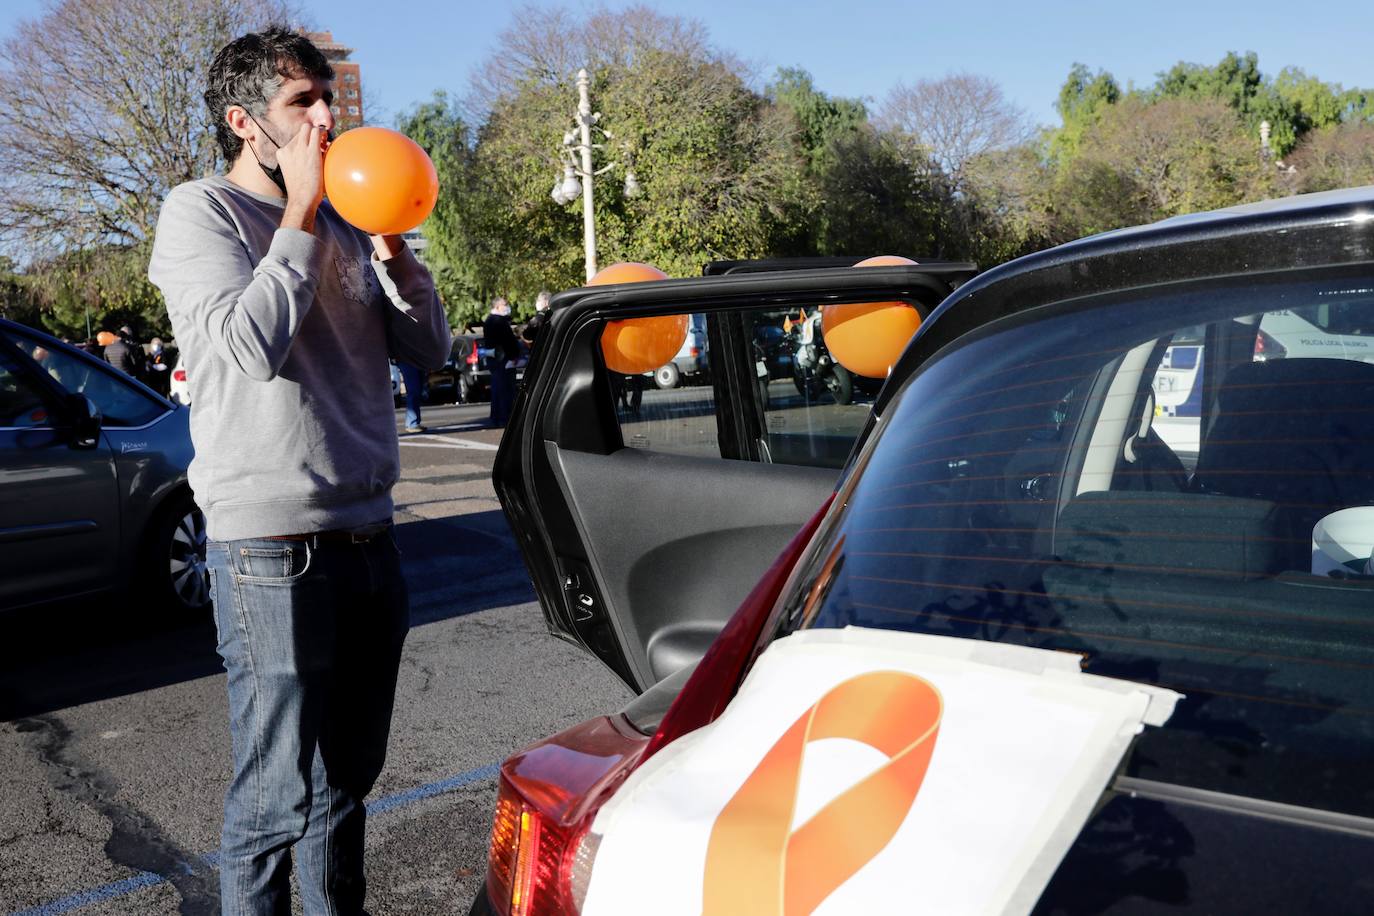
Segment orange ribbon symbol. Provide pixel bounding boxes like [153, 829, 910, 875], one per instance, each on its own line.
[702, 670, 943, 916]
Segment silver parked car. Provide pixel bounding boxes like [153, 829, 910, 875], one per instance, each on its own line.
[0, 319, 208, 617]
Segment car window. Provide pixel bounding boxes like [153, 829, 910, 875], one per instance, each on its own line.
[786, 271, 1374, 817]
[605, 308, 877, 468]
[749, 308, 875, 468]
[604, 313, 715, 457]
[7, 329, 166, 427]
[0, 346, 56, 428]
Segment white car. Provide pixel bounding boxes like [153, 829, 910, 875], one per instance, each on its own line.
[1256, 302, 1374, 362]
[169, 355, 190, 405]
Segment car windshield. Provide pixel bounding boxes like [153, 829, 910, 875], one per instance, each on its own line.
[781, 268, 1374, 818]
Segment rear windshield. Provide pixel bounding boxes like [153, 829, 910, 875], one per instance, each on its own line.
[785, 268, 1374, 818]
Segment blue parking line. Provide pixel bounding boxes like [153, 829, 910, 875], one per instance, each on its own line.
[8, 762, 500, 916]
[11, 873, 163, 916]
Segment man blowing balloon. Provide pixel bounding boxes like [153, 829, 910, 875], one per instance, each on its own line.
[148, 28, 448, 916]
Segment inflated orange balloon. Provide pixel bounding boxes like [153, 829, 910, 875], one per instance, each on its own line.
[821, 255, 923, 378]
[590, 262, 688, 375]
[324, 127, 438, 235]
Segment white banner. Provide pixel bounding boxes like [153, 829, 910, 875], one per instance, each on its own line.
[582, 627, 1180, 916]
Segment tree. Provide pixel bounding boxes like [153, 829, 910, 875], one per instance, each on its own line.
[1288, 123, 1374, 192]
[0, 0, 296, 251]
[878, 73, 1032, 197]
[0, 0, 297, 338]
[764, 67, 938, 258]
[1058, 96, 1272, 235]
[456, 6, 804, 299]
[1050, 64, 1122, 162]
[807, 126, 941, 258]
[395, 93, 487, 329]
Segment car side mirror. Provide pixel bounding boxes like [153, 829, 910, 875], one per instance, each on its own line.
[66, 394, 102, 449]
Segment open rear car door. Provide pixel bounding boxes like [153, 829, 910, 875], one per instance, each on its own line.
[493, 260, 975, 692]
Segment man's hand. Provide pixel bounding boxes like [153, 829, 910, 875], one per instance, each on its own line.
[279, 124, 327, 232]
[370, 234, 406, 261]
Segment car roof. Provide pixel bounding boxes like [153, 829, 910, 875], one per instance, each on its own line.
[877, 185, 1374, 413]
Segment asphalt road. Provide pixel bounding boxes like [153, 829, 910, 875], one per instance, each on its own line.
[0, 401, 632, 915]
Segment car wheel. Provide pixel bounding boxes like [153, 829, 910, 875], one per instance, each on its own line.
[655, 363, 681, 389]
[143, 491, 210, 618]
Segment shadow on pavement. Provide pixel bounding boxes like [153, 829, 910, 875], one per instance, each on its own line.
[0, 511, 533, 721]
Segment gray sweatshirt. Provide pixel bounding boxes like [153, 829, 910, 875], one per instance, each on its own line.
[148, 176, 450, 541]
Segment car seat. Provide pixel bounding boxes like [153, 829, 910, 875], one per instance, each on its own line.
[1193, 357, 1374, 566]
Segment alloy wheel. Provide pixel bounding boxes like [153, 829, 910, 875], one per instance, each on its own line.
[169, 508, 210, 610]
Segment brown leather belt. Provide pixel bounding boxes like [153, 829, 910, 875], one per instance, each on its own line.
[262, 524, 391, 546]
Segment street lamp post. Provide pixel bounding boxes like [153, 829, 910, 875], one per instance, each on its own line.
[575, 69, 598, 281]
[550, 68, 641, 282]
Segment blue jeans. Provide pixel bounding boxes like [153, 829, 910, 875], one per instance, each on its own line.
[398, 362, 425, 429]
[207, 531, 410, 915]
[489, 365, 516, 427]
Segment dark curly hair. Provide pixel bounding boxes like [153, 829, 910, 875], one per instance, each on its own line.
[205, 27, 334, 164]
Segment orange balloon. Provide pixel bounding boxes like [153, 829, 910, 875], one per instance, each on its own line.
[96, 330, 117, 346]
[821, 255, 923, 378]
[590, 262, 689, 375]
[323, 127, 439, 235]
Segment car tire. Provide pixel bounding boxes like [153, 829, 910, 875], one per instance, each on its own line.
[827, 364, 854, 406]
[655, 363, 681, 389]
[141, 490, 210, 620]
[466, 882, 495, 916]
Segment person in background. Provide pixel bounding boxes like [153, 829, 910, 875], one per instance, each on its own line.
[102, 325, 142, 379]
[397, 360, 426, 433]
[521, 289, 551, 346]
[144, 336, 171, 397]
[483, 296, 520, 428]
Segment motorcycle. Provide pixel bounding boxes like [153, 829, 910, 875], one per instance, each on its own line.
[786, 309, 853, 406]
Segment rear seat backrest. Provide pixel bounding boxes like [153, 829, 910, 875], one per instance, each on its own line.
[1193, 357, 1374, 560]
[1057, 491, 1288, 579]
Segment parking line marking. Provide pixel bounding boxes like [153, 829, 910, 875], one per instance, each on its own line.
[7, 762, 501, 916]
[398, 437, 499, 451]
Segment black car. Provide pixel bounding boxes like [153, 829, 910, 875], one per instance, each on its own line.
[1, 320, 209, 617]
[426, 334, 487, 404]
[474, 190, 1374, 915]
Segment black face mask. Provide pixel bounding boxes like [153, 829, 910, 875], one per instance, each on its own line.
[241, 113, 333, 197]
[243, 112, 288, 195]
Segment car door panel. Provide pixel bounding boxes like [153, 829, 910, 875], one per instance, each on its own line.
[550, 446, 836, 686]
[497, 263, 975, 692]
[0, 428, 120, 606]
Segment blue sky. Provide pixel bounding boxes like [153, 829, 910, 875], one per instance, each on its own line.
[3, 1, 1371, 127]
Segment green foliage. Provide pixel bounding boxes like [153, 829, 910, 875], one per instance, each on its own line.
[1051, 64, 1122, 161]
[767, 67, 867, 173]
[1289, 123, 1374, 192]
[395, 93, 490, 329]
[462, 41, 805, 295]
[1058, 97, 1273, 235]
[767, 67, 937, 258]
[22, 244, 168, 340]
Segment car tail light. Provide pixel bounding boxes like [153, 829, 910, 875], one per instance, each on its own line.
[467, 347, 480, 366]
[483, 495, 833, 914]
[1254, 329, 1287, 361]
[690, 346, 700, 358]
[173, 369, 187, 382]
[486, 717, 649, 915]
